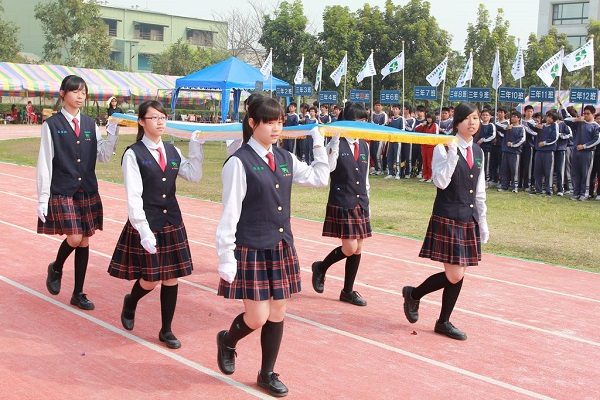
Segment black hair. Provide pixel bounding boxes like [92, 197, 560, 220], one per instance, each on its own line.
[424, 112, 435, 124]
[312, 101, 319, 107]
[481, 108, 491, 115]
[452, 102, 479, 133]
[416, 105, 426, 112]
[533, 112, 542, 119]
[343, 102, 368, 121]
[391, 104, 401, 109]
[584, 105, 596, 114]
[308, 106, 317, 113]
[136, 100, 167, 142]
[441, 107, 450, 113]
[320, 104, 329, 110]
[244, 93, 262, 111]
[448, 106, 454, 111]
[242, 94, 284, 144]
[60, 75, 88, 97]
[374, 101, 382, 106]
[524, 104, 534, 111]
[403, 104, 412, 113]
[546, 110, 559, 122]
[510, 110, 522, 120]
[289, 102, 297, 107]
[566, 106, 578, 118]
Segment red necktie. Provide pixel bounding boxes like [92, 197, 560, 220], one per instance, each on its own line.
[353, 142, 359, 161]
[266, 152, 275, 172]
[72, 117, 80, 137]
[466, 146, 474, 169]
[157, 147, 166, 172]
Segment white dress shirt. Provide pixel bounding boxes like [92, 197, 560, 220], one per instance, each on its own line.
[122, 135, 204, 240]
[432, 136, 489, 241]
[216, 137, 329, 268]
[37, 108, 118, 204]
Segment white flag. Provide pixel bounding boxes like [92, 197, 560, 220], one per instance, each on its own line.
[491, 49, 502, 90]
[381, 51, 405, 80]
[456, 52, 473, 88]
[294, 55, 304, 85]
[330, 53, 348, 87]
[260, 49, 273, 79]
[356, 52, 376, 83]
[563, 39, 595, 72]
[426, 56, 448, 87]
[511, 45, 525, 81]
[536, 49, 563, 87]
[314, 57, 323, 91]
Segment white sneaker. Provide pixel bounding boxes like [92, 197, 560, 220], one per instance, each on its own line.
[595, 195, 600, 201]
[404, 175, 410, 179]
[425, 179, 432, 183]
[376, 171, 384, 175]
[419, 178, 426, 182]
[556, 192, 564, 197]
[417, 173, 423, 179]
[384, 175, 393, 180]
[394, 175, 401, 180]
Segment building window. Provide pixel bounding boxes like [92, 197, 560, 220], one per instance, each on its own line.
[138, 53, 152, 71]
[567, 35, 586, 48]
[110, 51, 122, 64]
[104, 19, 118, 37]
[134, 23, 164, 41]
[186, 29, 214, 46]
[552, 2, 589, 25]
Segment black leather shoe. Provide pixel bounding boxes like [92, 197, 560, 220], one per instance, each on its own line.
[216, 330, 236, 375]
[46, 262, 62, 295]
[434, 320, 467, 341]
[257, 371, 289, 397]
[120, 294, 135, 331]
[159, 330, 181, 349]
[339, 290, 367, 306]
[311, 261, 325, 293]
[402, 286, 420, 323]
[70, 293, 95, 310]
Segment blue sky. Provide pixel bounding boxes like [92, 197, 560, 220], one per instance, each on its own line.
[105, 0, 540, 51]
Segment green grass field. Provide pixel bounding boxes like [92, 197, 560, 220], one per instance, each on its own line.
[1, 135, 598, 272]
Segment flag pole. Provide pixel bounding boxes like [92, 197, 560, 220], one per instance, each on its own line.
[343, 51, 348, 103]
[558, 46, 564, 107]
[370, 49, 374, 113]
[494, 47, 499, 123]
[469, 48, 472, 88]
[591, 35, 595, 87]
[269, 47, 273, 98]
[401, 41, 405, 115]
[298, 53, 303, 108]
[439, 53, 448, 120]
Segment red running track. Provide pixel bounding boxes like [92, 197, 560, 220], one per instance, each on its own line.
[0, 162, 599, 399]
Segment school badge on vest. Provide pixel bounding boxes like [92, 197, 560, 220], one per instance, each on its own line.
[475, 158, 482, 168]
[83, 131, 92, 141]
[279, 163, 291, 176]
[169, 160, 179, 170]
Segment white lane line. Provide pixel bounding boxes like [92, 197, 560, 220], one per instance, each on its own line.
[0, 216, 594, 399]
[1, 187, 598, 306]
[0, 275, 269, 400]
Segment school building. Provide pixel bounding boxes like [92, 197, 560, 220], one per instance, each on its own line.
[537, 0, 600, 48]
[3, 1, 228, 72]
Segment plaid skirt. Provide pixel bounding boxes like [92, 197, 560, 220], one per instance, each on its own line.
[218, 240, 301, 301]
[419, 215, 481, 266]
[108, 221, 193, 282]
[322, 203, 372, 239]
[37, 191, 103, 237]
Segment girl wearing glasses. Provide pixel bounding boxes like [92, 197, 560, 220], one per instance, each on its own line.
[108, 100, 204, 349]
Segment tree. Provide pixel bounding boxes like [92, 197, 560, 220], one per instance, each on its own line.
[587, 21, 600, 87]
[150, 39, 229, 76]
[523, 29, 572, 89]
[259, 0, 319, 85]
[34, 0, 111, 68]
[0, 0, 24, 62]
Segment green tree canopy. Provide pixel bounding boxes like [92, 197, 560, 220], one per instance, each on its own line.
[0, 1, 23, 63]
[150, 39, 229, 76]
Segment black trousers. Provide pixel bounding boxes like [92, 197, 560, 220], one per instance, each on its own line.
[533, 151, 554, 194]
[571, 150, 594, 197]
[554, 150, 566, 193]
[500, 152, 519, 190]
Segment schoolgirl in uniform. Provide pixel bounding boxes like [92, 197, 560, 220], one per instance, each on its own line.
[215, 95, 328, 397]
[402, 102, 489, 341]
[37, 75, 118, 310]
[311, 102, 371, 307]
[108, 100, 204, 349]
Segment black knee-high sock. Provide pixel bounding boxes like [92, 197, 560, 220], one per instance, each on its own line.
[260, 320, 284, 374]
[54, 239, 76, 273]
[343, 254, 361, 292]
[411, 272, 449, 300]
[73, 246, 89, 295]
[125, 279, 153, 314]
[160, 284, 178, 333]
[438, 278, 463, 323]
[224, 313, 254, 348]
[320, 246, 348, 273]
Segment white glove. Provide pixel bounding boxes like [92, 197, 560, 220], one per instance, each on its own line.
[446, 140, 458, 153]
[140, 234, 157, 254]
[218, 262, 237, 283]
[106, 122, 118, 136]
[37, 202, 48, 223]
[480, 229, 489, 244]
[190, 130, 205, 144]
[310, 126, 325, 148]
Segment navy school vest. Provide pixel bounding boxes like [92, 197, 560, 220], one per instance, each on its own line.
[328, 138, 369, 211]
[233, 144, 294, 249]
[47, 112, 98, 196]
[129, 141, 182, 231]
[432, 144, 482, 223]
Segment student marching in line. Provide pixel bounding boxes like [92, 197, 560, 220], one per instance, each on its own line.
[370, 101, 388, 175]
[282, 102, 300, 153]
[107, 100, 203, 349]
[554, 113, 573, 196]
[311, 102, 372, 307]
[497, 111, 526, 193]
[561, 105, 600, 201]
[319, 104, 332, 124]
[401, 105, 416, 179]
[476, 109, 496, 183]
[439, 107, 453, 134]
[402, 102, 489, 341]
[530, 110, 559, 196]
[520, 105, 537, 192]
[37, 75, 118, 310]
[385, 104, 404, 180]
[490, 108, 508, 187]
[415, 112, 440, 183]
[215, 95, 328, 397]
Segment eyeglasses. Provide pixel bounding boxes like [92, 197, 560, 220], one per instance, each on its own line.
[143, 116, 167, 121]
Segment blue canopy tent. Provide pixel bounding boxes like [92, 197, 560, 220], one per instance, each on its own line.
[171, 56, 289, 122]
